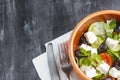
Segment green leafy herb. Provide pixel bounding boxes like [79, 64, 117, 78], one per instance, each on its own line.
[103, 23, 110, 30]
[103, 19, 117, 38]
[91, 53, 102, 65]
[109, 19, 116, 29]
[79, 57, 91, 66]
[93, 71, 102, 80]
[80, 48, 91, 56]
[107, 49, 120, 61]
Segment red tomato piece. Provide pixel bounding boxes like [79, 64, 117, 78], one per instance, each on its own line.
[100, 53, 112, 66]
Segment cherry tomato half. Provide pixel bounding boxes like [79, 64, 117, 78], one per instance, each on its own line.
[100, 53, 112, 66]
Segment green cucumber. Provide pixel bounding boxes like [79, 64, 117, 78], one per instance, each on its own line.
[88, 22, 106, 38]
[91, 36, 105, 48]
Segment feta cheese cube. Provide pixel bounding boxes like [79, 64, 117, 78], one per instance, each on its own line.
[96, 61, 110, 74]
[86, 45, 92, 51]
[106, 38, 119, 49]
[91, 48, 97, 54]
[109, 67, 120, 78]
[80, 44, 98, 55]
[118, 71, 120, 77]
[80, 65, 92, 73]
[80, 65, 97, 78]
[109, 67, 119, 78]
[84, 32, 97, 44]
[80, 44, 92, 51]
[85, 67, 97, 78]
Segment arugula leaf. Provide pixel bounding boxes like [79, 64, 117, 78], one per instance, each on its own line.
[91, 58, 97, 67]
[93, 71, 102, 80]
[107, 49, 120, 61]
[80, 48, 91, 56]
[103, 19, 117, 38]
[103, 23, 110, 30]
[79, 48, 102, 67]
[91, 53, 102, 65]
[79, 57, 91, 66]
[109, 19, 116, 29]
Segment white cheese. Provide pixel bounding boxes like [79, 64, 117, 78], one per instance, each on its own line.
[106, 38, 119, 50]
[80, 44, 98, 55]
[109, 67, 120, 78]
[80, 65, 92, 73]
[86, 45, 92, 51]
[85, 67, 97, 78]
[80, 44, 92, 51]
[109, 67, 119, 78]
[96, 61, 110, 74]
[84, 32, 97, 44]
[118, 71, 120, 79]
[91, 48, 97, 54]
[80, 65, 97, 78]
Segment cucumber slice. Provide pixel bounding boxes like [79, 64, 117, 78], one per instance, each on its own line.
[88, 22, 106, 38]
[91, 36, 105, 48]
[109, 44, 120, 52]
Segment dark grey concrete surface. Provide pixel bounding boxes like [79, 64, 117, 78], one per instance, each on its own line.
[0, 0, 120, 80]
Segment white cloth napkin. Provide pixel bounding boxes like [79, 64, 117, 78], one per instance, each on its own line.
[32, 31, 79, 80]
[32, 52, 51, 80]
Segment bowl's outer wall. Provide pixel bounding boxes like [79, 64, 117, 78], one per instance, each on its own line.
[69, 10, 120, 80]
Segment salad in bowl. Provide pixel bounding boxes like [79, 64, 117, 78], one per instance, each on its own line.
[68, 10, 120, 80]
[75, 19, 120, 80]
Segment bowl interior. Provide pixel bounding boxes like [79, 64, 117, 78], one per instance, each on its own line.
[69, 10, 120, 80]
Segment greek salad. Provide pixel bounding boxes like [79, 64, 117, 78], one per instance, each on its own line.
[75, 19, 120, 80]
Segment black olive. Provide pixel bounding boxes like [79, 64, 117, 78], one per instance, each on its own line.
[112, 59, 120, 70]
[75, 49, 88, 59]
[114, 21, 120, 33]
[98, 42, 108, 53]
[79, 34, 89, 45]
[75, 49, 81, 58]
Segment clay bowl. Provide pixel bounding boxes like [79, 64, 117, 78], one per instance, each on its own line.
[68, 10, 120, 80]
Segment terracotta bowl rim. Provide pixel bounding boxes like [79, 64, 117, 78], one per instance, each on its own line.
[68, 10, 120, 80]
